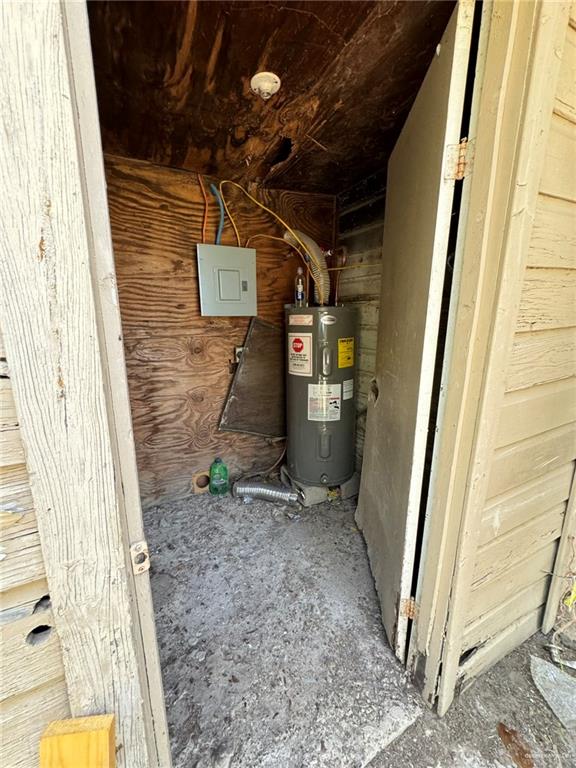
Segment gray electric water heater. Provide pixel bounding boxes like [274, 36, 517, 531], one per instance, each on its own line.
[286, 305, 357, 487]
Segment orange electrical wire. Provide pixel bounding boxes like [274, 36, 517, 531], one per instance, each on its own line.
[197, 173, 208, 243]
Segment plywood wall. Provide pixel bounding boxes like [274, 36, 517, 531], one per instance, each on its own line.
[462, 12, 576, 660]
[105, 155, 336, 505]
[0, 329, 70, 768]
[337, 173, 386, 467]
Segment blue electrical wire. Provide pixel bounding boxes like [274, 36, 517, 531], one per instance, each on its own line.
[210, 183, 225, 244]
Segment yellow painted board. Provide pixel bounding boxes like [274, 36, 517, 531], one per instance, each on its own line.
[40, 715, 115, 768]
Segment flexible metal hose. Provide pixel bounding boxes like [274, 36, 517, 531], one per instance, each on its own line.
[233, 482, 300, 506]
[284, 229, 330, 305]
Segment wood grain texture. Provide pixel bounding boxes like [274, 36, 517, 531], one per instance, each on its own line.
[40, 715, 115, 768]
[1, 680, 70, 768]
[337, 172, 385, 468]
[1, 610, 65, 702]
[459, 607, 544, 687]
[0, 578, 50, 626]
[463, 576, 550, 652]
[539, 113, 576, 202]
[516, 267, 576, 331]
[527, 194, 576, 269]
[0, 379, 17, 429]
[488, 422, 576, 499]
[467, 542, 558, 621]
[472, 503, 565, 587]
[88, 1, 454, 193]
[480, 463, 574, 545]
[506, 327, 576, 391]
[0, 464, 36, 536]
[0, 426, 24, 468]
[106, 154, 335, 503]
[0, 529, 44, 594]
[554, 22, 576, 123]
[496, 377, 576, 447]
[0, 4, 149, 765]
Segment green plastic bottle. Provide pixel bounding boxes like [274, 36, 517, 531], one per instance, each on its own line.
[209, 457, 229, 495]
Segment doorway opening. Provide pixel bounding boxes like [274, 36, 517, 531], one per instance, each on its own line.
[87, 1, 472, 763]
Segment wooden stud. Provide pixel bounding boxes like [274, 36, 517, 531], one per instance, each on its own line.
[40, 715, 115, 768]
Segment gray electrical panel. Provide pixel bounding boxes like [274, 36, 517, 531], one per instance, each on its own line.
[197, 244, 257, 316]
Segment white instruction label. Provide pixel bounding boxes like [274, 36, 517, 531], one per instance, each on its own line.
[289, 314, 313, 326]
[308, 383, 341, 421]
[343, 379, 354, 400]
[288, 333, 312, 376]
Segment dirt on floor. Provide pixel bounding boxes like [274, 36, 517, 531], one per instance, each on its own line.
[144, 493, 575, 768]
[370, 632, 576, 768]
[144, 494, 421, 767]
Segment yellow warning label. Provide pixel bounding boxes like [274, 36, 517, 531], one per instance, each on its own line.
[338, 337, 354, 368]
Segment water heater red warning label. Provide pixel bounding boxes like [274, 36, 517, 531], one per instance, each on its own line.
[288, 333, 312, 376]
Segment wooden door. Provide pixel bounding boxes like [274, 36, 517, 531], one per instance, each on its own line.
[356, 0, 475, 661]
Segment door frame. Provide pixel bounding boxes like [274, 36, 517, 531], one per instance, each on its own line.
[408, 0, 571, 714]
[62, 5, 172, 763]
[1, 1, 172, 765]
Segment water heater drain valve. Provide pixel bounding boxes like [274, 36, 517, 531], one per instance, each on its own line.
[250, 72, 281, 101]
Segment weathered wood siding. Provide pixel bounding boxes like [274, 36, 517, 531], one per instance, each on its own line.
[106, 155, 336, 504]
[338, 174, 386, 467]
[463, 12, 576, 659]
[0, 330, 70, 768]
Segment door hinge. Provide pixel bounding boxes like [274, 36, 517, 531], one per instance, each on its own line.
[400, 596, 418, 620]
[130, 540, 150, 575]
[445, 138, 470, 181]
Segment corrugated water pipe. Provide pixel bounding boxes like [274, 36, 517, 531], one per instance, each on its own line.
[233, 482, 300, 506]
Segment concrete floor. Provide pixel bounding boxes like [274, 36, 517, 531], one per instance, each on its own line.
[144, 494, 575, 768]
[370, 632, 576, 768]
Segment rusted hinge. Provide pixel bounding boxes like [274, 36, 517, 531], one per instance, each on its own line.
[400, 596, 418, 620]
[130, 540, 150, 575]
[445, 138, 470, 181]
